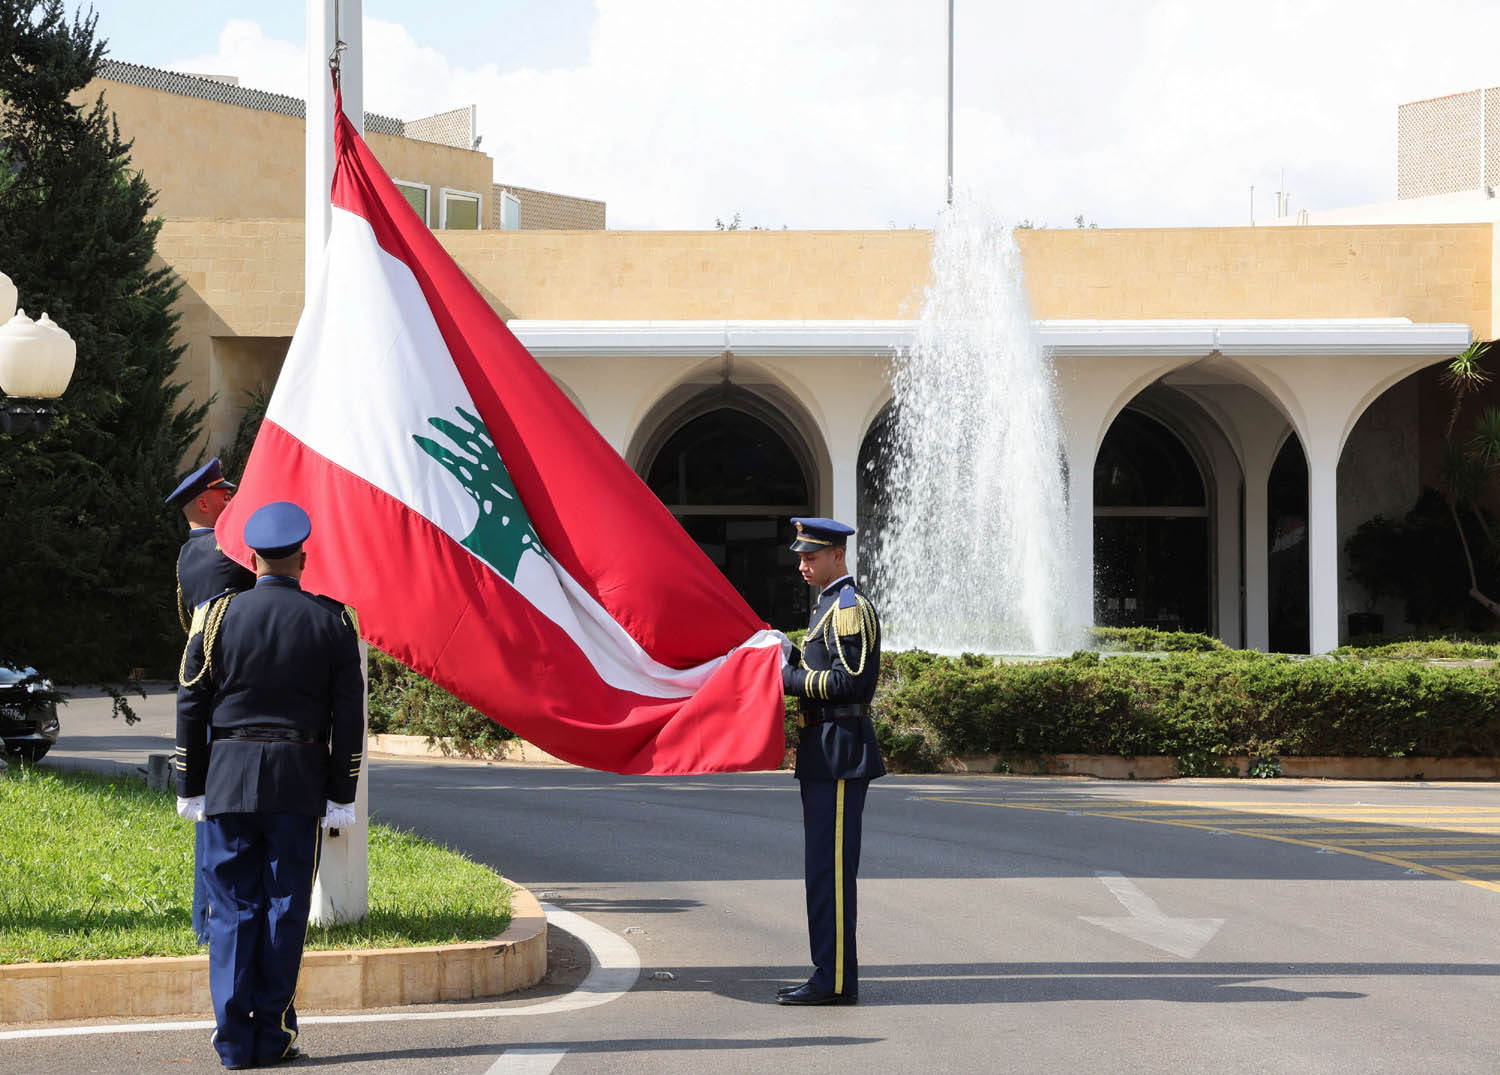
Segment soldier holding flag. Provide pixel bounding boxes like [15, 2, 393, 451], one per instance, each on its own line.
[777, 517, 886, 1006]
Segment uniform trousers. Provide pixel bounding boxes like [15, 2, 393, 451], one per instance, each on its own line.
[202, 813, 321, 1070]
[800, 776, 869, 995]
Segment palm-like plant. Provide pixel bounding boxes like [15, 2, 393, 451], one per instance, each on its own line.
[1438, 340, 1500, 619]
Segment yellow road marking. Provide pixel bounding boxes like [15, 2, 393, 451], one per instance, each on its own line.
[920, 796, 1500, 895]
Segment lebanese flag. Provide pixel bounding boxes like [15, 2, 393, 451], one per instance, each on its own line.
[214, 93, 789, 775]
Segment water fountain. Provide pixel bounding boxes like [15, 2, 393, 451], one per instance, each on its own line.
[872, 195, 1082, 655]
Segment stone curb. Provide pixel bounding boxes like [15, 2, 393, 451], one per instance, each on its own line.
[0, 883, 547, 1023]
[368, 733, 570, 765]
[943, 753, 1500, 780]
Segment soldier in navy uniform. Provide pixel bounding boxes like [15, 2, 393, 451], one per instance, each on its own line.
[776, 517, 886, 1006]
[166, 457, 256, 946]
[176, 501, 364, 1070]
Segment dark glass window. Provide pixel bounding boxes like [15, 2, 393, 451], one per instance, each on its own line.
[646, 409, 808, 507]
[1093, 408, 1211, 635]
[643, 406, 813, 629]
[1094, 410, 1206, 508]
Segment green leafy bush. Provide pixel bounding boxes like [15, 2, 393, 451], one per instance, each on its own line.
[859, 647, 1500, 770]
[368, 648, 516, 758]
[1087, 627, 1227, 652]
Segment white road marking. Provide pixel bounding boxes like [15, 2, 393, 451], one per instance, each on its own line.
[1079, 870, 1225, 959]
[485, 1047, 569, 1074]
[0, 903, 638, 1041]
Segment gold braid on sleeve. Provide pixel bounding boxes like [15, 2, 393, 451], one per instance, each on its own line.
[179, 593, 235, 688]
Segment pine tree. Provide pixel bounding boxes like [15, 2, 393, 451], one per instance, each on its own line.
[0, 1, 206, 685]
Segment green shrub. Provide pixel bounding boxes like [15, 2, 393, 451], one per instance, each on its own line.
[368, 648, 516, 758]
[1088, 626, 1227, 652]
[863, 647, 1500, 770]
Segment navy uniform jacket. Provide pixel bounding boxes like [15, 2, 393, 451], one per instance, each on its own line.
[176, 577, 364, 817]
[782, 577, 887, 782]
[176, 528, 255, 632]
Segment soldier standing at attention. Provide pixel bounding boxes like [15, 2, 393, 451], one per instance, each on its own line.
[165, 457, 255, 946]
[166, 458, 255, 632]
[776, 517, 886, 1006]
[176, 501, 364, 1070]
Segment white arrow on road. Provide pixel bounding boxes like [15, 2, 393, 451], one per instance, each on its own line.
[1080, 871, 1225, 958]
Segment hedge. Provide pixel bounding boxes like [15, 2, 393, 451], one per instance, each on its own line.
[367, 648, 516, 758]
[869, 648, 1500, 771]
[368, 630, 1500, 771]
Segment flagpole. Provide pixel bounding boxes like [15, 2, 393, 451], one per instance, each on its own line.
[946, 0, 954, 206]
[306, 0, 369, 926]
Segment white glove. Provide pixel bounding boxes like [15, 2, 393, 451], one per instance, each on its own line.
[322, 801, 357, 829]
[176, 795, 206, 822]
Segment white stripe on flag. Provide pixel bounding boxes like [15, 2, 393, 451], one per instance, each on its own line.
[273, 208, 778, 698]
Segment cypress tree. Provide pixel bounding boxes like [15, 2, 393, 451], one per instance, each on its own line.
[0, 1, 205, 685]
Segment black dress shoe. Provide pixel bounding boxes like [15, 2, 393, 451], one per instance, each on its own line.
[776, 982, 857, 1006]
[777, 981, 810, 997]
[258, 1046, 307, 1067]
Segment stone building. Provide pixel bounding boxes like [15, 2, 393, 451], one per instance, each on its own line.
[93, 64, 1492, 651]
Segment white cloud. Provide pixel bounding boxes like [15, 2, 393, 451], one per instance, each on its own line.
[165, 1, 1500, 229]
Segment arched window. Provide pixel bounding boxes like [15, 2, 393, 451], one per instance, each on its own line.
[1093, 408, 1212, 634]
[641, 402, 815, 629]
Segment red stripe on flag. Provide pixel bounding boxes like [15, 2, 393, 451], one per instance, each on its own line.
[224, 421, 787, 775]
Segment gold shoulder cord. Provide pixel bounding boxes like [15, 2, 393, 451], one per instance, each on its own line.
[825, 595, 876, 678]
[179, 592, 235, 688]
[175, 572, 189, 634]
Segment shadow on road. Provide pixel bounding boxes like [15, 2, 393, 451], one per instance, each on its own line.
[651, 960, 1500, 1005]
[317, 1036, 882, 1067]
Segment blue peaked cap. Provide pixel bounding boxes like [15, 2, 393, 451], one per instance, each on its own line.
[164, 457, 235, 508]
[244, 501, 312, 560]
[789, 516, 854, 553]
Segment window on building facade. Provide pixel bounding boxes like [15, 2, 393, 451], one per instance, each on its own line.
[440, 188, 482, 229]
[501, 190, 521, 230]
[393, 180, 430, 225]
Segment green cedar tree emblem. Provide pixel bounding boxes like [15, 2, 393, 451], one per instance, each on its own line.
[414, 405, 544, 581]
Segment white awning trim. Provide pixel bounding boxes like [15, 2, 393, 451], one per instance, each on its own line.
[507, 318, 1473, 360]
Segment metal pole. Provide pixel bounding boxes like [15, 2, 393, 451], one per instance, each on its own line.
[946, 0, 954, 205]
[305, 0, 368, 926]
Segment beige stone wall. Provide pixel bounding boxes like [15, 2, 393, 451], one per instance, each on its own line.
[90, 78, 493, 223]
[428, 224, 1491, 327]
[1014, 224, 1493, 329]
[156, 220, 1494, 337]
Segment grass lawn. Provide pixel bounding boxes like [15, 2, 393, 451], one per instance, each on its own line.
[0, 766, 512, 964]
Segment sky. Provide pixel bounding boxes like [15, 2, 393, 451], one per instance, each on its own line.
[72, 0, 1500, 230]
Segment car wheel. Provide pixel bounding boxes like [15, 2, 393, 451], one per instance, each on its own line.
[3, 742, 49, 763]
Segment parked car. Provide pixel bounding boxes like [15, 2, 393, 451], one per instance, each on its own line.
[0, 664, 60, 762]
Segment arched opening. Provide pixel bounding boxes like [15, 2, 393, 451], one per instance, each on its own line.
[856, 405, 894, 588]
[641, 393, 816, 628]
[1268, 433, 1310, 653]
[1093, 408, 1212, 633]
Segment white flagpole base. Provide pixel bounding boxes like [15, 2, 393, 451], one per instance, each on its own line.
[310, 640, 370, 926]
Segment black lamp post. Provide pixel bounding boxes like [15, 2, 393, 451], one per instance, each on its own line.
[0, 272, 76, 435]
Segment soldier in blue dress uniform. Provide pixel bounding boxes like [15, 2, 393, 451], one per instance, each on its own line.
[776, 517, 886, 1006]
[166, 457, 256, 945]
[176, 501, 364, 1070]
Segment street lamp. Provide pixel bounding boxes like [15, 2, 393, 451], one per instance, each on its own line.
[0, 271, 76, 435]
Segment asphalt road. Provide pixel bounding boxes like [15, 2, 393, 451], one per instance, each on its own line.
[4, 688, 1500, 1073]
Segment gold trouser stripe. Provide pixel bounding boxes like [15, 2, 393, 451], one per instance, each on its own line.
[834, 778, 846, 994]
[279, 823, 323, 1055]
